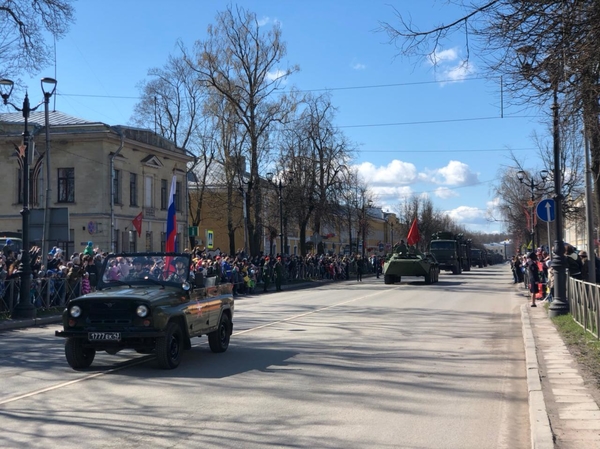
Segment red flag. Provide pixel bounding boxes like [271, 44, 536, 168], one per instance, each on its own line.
[406, 218, 420, 246]
[132, 211, 143, 237]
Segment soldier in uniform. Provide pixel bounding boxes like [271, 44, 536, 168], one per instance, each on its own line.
[166, 257, 188, 283]
[128, 257, 150, 280]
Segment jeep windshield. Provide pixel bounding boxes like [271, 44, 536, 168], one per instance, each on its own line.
[99, 253, 191, 289]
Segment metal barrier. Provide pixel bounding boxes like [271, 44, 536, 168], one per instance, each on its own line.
[567, 277, 600, 339]
[1, 277, 82, 316]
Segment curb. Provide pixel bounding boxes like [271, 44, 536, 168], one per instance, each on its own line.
[521, 303, 554, 449]
[0, 315, 62, 332]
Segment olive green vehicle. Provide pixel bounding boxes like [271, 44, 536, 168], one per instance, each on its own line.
[55, 252, 234, 370]
[383, 246, 440, 285]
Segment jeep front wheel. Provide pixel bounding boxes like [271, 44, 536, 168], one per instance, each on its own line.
[65, 338, 95, 370]
[208, 313, 231, 353]
[156, 322, 183, 369]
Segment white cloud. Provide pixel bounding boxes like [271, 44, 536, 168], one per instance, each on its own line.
[434, 187, 459, 199]
[356, 160, 418, 185]
[428, 48, 458, 65]
[427, 47, 476, 84]
[352, 62, 366, 70]
[266, 69, 287, 82]
[257, 16, 270, 26]
[442, 60, 475, 83]
[445, 206, 488, 228]
[421, 160, 479, 186]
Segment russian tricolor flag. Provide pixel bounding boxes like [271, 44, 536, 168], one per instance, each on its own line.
[166, 175, 177, 252]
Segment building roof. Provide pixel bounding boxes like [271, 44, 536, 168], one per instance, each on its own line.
[0, 110, 101, 127]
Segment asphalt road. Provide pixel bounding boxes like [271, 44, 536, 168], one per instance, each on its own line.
[0, 264, 529, 449]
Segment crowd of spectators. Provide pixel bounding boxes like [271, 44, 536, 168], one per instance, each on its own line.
[1, 238, 382, 315]
[510, 244, 600, 307]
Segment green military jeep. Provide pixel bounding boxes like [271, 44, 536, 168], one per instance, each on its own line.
[55, 252, 234, 370]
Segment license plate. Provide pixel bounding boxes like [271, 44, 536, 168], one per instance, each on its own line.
[88, 332, 121, 341]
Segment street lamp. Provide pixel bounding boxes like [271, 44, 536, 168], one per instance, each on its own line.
[361, 199, 373, 258]
[266, 172, 292, 256]
[516, 169, 548, 250]
[0, 77, 57, 320]
[548, 84, 568, 317]
[516, 46, 568, 316]
[41, 78, 58, 265]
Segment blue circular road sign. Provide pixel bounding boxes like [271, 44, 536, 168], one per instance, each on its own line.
[536, 199, 555, 222]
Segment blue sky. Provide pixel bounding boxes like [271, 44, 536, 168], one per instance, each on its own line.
[14, 0, 550, 234]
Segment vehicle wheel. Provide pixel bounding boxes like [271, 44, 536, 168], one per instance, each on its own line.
[384, 274, 394, 284]
[451, 266, 458, 275]
[65, 338, 95, 370]
[209, 313, 231, 353]
[395, 275, 401, 283]
[156, 322, 183, 369]
[424, 269, 432, 284]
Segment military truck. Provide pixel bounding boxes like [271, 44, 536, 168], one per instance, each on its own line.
[429, 231, 465, 274]
[471, 248, 484, 268]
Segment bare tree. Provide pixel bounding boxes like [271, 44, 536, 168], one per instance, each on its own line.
[184, 5, 299, 257]
[380, 1, 600, 227]
[0, 0, 75, 78]
[279, 92, 354, 255]
[132, 52, 218, 249]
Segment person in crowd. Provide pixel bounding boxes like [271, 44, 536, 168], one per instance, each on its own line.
[580, 250, 590, 281]
[83, 241, 94, 257]
[2, 239, 13, 257]
[67, 256, 85, 300]
[274, 256, 283, 292]
[565, 244, 583, 280]
[81, 272, 92, 295]
[356, 255, 364, 282]
[527, 252, 541, 307]
[262, 256, 272, 292]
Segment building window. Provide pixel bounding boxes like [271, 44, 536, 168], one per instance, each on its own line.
[145, 231, 153, 251]
[175, 181, 182, 211]
[160, 179, 167, 210]
[113, 169, 121, 204]
[128, 230, 136, 252]
[57, 168, 75, 203]
[144, 175, 153, 208]
[130, 172, 138, 206]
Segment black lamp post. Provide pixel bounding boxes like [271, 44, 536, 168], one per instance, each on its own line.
[266, 172, 292, 256]
[361, 200, 373, 258]
[516, 169, 548, 250]
[548, 85, 568, 317]
[0, 77, 57, 320]
[516, 46, 568, 316]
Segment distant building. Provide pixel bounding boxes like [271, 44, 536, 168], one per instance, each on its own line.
[0, 111, 192, 256]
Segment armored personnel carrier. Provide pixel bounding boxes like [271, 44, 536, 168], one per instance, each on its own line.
[383, 245, 440, 285]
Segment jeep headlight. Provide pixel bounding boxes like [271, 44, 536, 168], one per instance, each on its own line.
[69, 305, 82, 318]
[136, 305, 149, 318]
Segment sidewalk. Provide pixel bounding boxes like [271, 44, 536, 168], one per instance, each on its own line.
[523, 299, 600, 448]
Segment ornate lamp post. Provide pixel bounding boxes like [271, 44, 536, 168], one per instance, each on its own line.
[0, 77, 57, 319]
[516, 46, 568, 317]
[516, 169, 548, 250]
[266, 172, 292, 256]
[548, 84, 568, 317]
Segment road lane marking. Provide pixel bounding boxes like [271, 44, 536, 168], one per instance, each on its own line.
[0, 290, 384, 406]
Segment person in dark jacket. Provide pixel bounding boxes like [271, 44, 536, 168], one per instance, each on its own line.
[527, 252, 541, 307]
